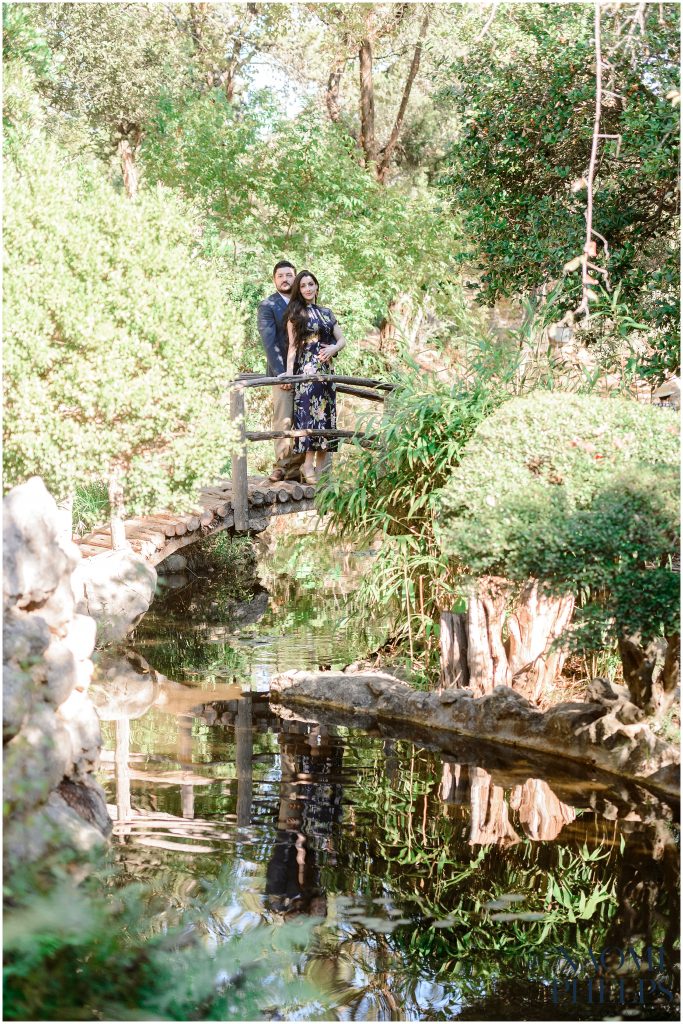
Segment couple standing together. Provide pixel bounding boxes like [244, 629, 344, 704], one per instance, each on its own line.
[257, 261, 346, 486]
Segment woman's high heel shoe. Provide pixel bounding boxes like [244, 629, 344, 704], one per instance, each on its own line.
[301, 469, 318, 486]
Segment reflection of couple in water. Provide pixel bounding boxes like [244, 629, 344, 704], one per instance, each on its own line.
[257, 261, 346, 487]
[265, 724, 343, 919]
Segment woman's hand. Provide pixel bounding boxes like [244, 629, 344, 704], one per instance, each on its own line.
[318, 344, 338, 363]
[280, 382, 293, 391]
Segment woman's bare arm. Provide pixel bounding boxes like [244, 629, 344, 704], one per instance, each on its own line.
[320, 322, 346, 363]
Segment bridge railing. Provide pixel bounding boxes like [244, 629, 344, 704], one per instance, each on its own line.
[227, 372, 394, 531]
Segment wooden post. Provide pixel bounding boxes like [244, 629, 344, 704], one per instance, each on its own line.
[235, 692, 253, 827]
[108, 467, 128, 550]
[115, 717, 131, 826]
[230, 385, 249, 533]
[56, 492, 74, 544]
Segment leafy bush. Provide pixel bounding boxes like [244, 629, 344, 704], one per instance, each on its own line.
[4, 855, 322, 1021]
[317, 369, 507, 659]
[4, 81, 243, 512]
[436, 393, 680, 651]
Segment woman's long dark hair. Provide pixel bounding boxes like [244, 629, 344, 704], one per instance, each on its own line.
[284, 270, 319, 354]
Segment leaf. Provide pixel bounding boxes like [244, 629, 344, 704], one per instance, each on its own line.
[563, 255, 583, 273]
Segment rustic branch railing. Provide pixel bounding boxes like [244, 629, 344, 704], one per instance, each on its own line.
[227, 372, 393, 531]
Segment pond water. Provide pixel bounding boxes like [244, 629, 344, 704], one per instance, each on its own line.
[95, 533, 680, 1022]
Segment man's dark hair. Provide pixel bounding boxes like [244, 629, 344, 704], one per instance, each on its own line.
[273, 260, 296, 276]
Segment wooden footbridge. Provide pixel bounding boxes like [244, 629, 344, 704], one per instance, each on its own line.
[75, 373, 393, 567]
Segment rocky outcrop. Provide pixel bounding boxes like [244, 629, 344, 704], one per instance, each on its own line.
[72, 548, 157, 643]
[271, 670, 680, 799]
[3, 477, 111, 870]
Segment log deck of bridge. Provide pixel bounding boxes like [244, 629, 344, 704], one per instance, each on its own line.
[75, 476, 316, 565]
[74, 372, 393, 566]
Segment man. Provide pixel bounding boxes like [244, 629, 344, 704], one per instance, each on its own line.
[257, 260, 305, 482]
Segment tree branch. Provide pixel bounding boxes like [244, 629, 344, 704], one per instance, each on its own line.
[376, 10, 430, 181]
[576, 2, 610, 319]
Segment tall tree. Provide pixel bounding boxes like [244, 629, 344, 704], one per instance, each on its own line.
[437, 1, 680, 375]
[310, 3, 432, 181]
[34, 3, 192, 196]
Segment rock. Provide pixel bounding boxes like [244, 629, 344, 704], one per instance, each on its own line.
[3, 477, 81, 612]
[159, 572, 188, 590]
[72, 549, 157, 642]
[3, 476, 108, 872]
[158, 553, 188, 573]
[4, 707, 73, 811]
[230, 589, 270, 626]
[3, 609, 51, 664]
[43, 642, 79, 706]
[271, 670, 680, 798]
[90, 653, 158, 720]
[57, 689, 102, 773]
[4, 805, 55, 871]
[57, 777, 112, 837]
[43, 793, 108, 853]
[63, 614, 97, 663]
[3, 663, 33, 740]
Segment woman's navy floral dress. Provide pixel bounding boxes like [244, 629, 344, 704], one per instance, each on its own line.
[292, 305, 338, 453]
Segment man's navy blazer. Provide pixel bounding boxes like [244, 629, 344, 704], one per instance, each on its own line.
[257, 292, 289, 376]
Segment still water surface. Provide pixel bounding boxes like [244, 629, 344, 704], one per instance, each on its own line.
[95, 536, 680, 1021]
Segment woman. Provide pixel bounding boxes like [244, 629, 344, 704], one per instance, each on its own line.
[282, 270, 346, 484]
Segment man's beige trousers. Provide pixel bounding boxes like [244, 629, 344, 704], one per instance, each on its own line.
[271, 385, 304, 472]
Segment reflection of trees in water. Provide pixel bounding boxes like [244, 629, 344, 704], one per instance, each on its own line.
[440, 761, 576, 845]
[337, 740, 679, 1016]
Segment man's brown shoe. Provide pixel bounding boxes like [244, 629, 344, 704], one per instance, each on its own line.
[268, 467, 286, 482]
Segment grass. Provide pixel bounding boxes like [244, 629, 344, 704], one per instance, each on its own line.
[72, 481, 109, 536]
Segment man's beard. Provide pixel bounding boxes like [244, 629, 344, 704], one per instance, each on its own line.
[278, 283, 292, 294]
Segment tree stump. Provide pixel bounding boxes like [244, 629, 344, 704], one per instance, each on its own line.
[440, 578, 575, 704]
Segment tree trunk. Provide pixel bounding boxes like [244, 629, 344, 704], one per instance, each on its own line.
[358, 37, 377, 167]
[440, 578, 575, 704]
[326, 60, 343, 122]
[509, 778, 575, 841]
[376, 11, 430, 182]
[442, 764, 574, 844]
[118, 138, 138, 199]
[107, 467, 128, 550]
[505, 582, 575, 702]
[618, 633, 679, 717]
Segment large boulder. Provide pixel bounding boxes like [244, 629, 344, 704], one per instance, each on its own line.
[72, 549, 156, 643]
[3, 477, 111, 872]
[3, 477, 81, 637]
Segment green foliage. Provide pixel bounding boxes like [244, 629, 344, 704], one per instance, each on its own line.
[438, 4, 680, 379]
[317, 369, 506, 656]
[3, 855, 321, 1021]
[3, 89, 243, 511]
[436, 393, 680, 649]
[73, 481, 109, 536]
[143, 94, 464, 360]
[31, 2, 192, 158]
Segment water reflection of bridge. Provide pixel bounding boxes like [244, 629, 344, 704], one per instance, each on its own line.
[95, 652, 676, 855]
